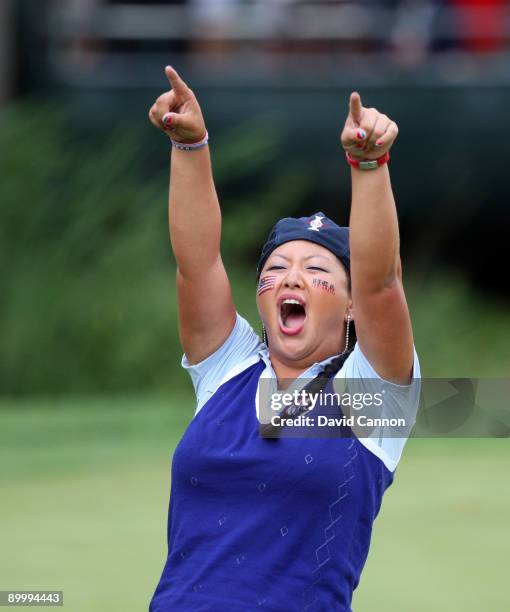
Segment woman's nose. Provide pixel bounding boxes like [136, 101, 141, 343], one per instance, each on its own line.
[283, 268, 304, 289]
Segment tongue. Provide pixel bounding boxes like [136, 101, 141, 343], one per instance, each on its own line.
[285, 311, 306, 330]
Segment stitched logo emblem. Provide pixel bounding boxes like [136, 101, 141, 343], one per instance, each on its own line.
[308, 215, 326, 232]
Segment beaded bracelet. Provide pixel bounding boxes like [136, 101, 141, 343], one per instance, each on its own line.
[170, 131, 209, 152]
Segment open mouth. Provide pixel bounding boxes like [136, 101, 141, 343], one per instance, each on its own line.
[279, 298, 307, 336]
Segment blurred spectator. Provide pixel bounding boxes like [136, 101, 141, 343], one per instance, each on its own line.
[189, 0, 292, 60]
[389, 0, 441, 66]
[51, 0, 103, 66]
[449, 0, 506, 52]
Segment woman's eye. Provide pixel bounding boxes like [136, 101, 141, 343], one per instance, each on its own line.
[267, 265, 285, 270]
[308, 266, 327, 272]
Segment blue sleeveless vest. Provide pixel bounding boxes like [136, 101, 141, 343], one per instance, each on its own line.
[150, 359, 394, 611]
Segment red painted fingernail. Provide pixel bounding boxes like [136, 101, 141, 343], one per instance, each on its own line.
[163, 113, 172, 126]
[375, 140, 384, 147]
[355, 143, 364, 149]
[356, 129, 366, 140]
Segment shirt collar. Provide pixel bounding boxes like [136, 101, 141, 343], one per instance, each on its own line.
[257, 345, 340, 380]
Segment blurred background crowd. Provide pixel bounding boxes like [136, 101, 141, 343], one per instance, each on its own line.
[3, 0, 510, 97]
[1, 2, 509, 611]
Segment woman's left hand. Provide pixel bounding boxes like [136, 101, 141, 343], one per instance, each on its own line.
[340, 92, 398, 160]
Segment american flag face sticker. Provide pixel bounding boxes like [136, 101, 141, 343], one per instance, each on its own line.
[257, 275, 276, 296]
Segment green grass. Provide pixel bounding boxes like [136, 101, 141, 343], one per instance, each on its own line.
[0, 396, 508, 611]
[355, 438, 509, 612]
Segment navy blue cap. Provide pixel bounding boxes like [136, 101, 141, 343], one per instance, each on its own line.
[256, 212, 350, 277]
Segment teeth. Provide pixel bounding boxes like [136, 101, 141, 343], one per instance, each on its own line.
[282, 299, 302, 306]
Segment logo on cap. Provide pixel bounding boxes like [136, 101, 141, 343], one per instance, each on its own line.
[308, 215, 326, 232]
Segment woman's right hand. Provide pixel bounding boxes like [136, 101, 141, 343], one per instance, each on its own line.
[148, 66, 207, 144]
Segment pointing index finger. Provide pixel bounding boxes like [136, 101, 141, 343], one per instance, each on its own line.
[165, 65, 189, 96]
[349, 92, 363, 125]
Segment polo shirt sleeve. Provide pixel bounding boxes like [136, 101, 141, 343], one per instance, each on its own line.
[335, 342, 421, 472]
[182, 313, 263, 414]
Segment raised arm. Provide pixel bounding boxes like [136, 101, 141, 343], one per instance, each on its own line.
[341, 93, 414, 383]
[149, 67, 236, 364]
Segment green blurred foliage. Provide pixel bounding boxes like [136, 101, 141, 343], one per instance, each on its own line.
[0, 102, 310, 395]
[1, 102, 173, 394]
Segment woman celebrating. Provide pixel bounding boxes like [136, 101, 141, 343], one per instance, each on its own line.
[148, 67, 420, 611]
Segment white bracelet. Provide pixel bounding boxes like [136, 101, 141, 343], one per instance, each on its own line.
[171, 131, 209, 151]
